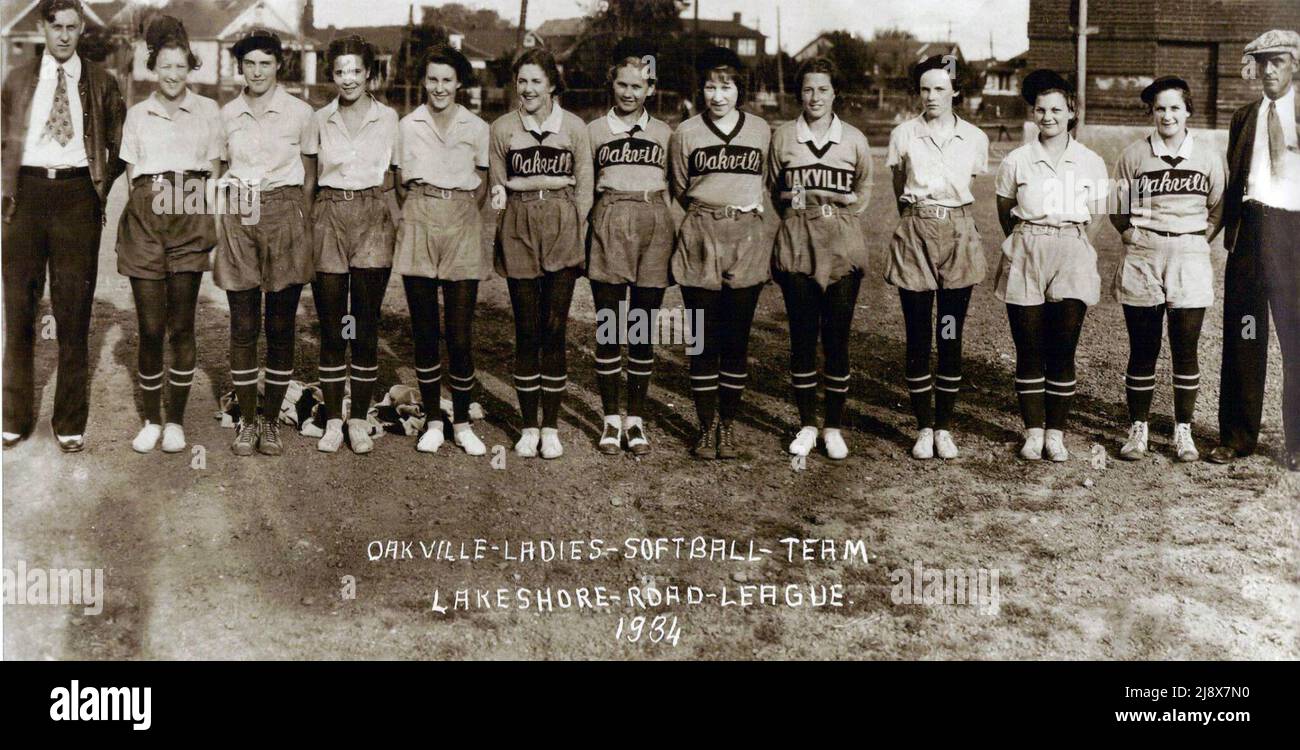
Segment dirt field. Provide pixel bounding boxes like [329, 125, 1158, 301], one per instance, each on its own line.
[3, 142, 1297, 660]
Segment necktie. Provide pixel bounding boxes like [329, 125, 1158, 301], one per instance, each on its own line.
[1267, 100, 1284, 177]
[43, 65, 74, 147]
[527, 129, 547, 144]
[626, 124, 642, 138]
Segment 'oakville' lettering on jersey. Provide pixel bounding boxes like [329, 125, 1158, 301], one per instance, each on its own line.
[689, 144, 762, 177]
[1133, 169, 1211, 198]
[780, 164, 856, 194]
[595, 137, 666, 171]
[508, 146, 575, 179]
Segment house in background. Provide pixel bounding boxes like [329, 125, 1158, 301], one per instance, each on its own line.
[1, 0, 123, 70]
[792, 32, 835, 63]
[969, 52, 1027, 118]
[532, 12, 766, 65]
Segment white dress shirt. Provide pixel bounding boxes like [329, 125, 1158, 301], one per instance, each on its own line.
[22, 52, 88, 169]
[1246, 84, 1300, 211]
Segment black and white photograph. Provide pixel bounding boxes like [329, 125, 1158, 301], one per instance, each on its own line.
[0, 0, 1296, 711]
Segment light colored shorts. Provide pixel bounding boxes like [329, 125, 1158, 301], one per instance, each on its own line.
[394, 187, 486, 281]
[587, 190, 674, 288]
[994, 222, 1101, 306]
[671, 202, 773, 290]
[312, 188, 395, 274]
[494, 188, 583, 279]
[1112, 226, 1213, 308]
[884, 204, 985, 291]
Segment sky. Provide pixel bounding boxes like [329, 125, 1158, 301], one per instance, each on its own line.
[306, 0, 1031, 60]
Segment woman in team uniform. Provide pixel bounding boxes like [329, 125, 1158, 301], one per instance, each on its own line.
[116, 16, 220, 454]
[669, 46, 774, 460]
[308, 36, 400, 455]
[490, 48, 593, 459]
[994, 69, 1109, 461]
[394, 45, 490, 456]
[1111, 76, 1225, 462]
[768, 57, 873, 460]
[885, 55, 989, 461]
[586, 41, 674, 456]
[215, 29, 316, 457]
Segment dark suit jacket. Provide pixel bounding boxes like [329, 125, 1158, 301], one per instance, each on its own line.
[1223, 89, 1300, 251]
[1, 55, 126, 223]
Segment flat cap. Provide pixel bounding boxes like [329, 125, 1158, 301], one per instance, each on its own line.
[1243, 29, 1300, 59]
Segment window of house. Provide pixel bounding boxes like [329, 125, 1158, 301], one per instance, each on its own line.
[737, 39, 756, 56]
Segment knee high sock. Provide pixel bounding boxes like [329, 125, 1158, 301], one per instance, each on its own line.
[1122, 304, 1163, 423]
[590, 280, 626, 417]
[1044, 299, 1087, 430]
[347, 267, 390, 420]
[539, 268, 579, 429]
[403, 275, 442, 420]
[164, 272, 201, 425]
[778, 272, 822, 427]
[1169, 307, 1205, 424]
[680, 285, 720, 426]
[227, 288, 262, 422]
[933, 286, 972, 430]
[899, 289, 935, 429]
[443, 280, 479, 424]
[131, 278, 166, 424]
[625, 285, 666, 419]
[313, 272, 349, 420]
[1006, 303, 1046, 429]
[822, 273, 862, 430]
[262, 284, 303, 423]
[717, 285, 763, 423]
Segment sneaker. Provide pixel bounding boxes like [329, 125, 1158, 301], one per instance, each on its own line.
[624, 417, 650, 456]
[232, 418, 259, 456]
[598, 417, 622, 455]
[716, 421, 738, 459]
[515, 427, 540, 457]
[161, 423, 186, 453]
[1044, 429, 1069, 462]
[540, 427, 563, 459]
[789, 426, 818, 457]
[452, 423, 486, 455]
[934, 429, 959, 460]
[417, 422, 444, 453]
[258, 418, 283, 456]
[1173, 422, 1199, 462]
[911, 428, 935, 459]
[692, 421, 716, 460]
[347, 418, 373, 455]
[822, 428, 848, 460]
[132, 422, 161, 453]
[1119, 421, 1148, 460]
[55, 434, 85, 453]
[318, 418, 345, 453]
[1020, 427, 1044, 461]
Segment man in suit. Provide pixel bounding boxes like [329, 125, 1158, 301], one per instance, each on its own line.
[1, 0, 125, 452]
[1210, 29, 1300, 471]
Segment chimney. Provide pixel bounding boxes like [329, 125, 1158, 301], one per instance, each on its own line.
[732, 12, 741, 23]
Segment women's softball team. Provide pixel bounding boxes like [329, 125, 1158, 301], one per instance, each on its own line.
[102, 21, 1292, 470]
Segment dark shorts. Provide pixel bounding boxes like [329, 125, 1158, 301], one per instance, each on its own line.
[774, 205, 867, 290]
[671, 203, 772, 290]
[313, 188, 395, 274]
[116, 174, 216, 279]
[494, 188, 583, 279]
[587, 190, 674, 288]
[214, 185, 313, 292]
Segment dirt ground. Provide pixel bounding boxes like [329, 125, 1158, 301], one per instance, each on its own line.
[3, 142, 1297, 660]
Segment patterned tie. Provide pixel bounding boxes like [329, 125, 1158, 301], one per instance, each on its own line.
[43, 65, 74, 147]
[1267, 100, 1285, 177]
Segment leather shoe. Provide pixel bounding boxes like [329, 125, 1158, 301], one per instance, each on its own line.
[56, 435, 85, 453]
[1206, 445, 1240, 465]
[3, 431, 26, 449]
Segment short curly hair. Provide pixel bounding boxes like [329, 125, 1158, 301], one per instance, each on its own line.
[423, 44, 475, 88]
[910, 54, 964, 105]
[145, 16, 200, 71]
[512, 47, 565, 96]
[795, 56, 840, 93]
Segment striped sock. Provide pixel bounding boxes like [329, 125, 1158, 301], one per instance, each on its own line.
[791, 369, 819, 427]
[166, 366, 195, 424]
[515, 372, 540, 428]
[934, 372, 961, 429]
[349, 363, 378, 420]
[718, 370, 748, 422]
[263, 366, 293, 423]
[1015, 376, 1045, 429]
[540, 374, 567, 429]
[823, 371, 850, 429]
[231, 366, 260, 422]
[448, 370, 475, 424]
[1045, 377, 1077, 430]
[318, 363, 347, 420]
[415, 363, 442, 419]
[690, 372, 718, 426]
[1124, 371, 1156, 423]
[138, 370, 164, 424]
[594, 353, 623, 417]
[1172, 370, 1199, 424]
[625, 355, 653, 418]
[906, 372, 933, 429]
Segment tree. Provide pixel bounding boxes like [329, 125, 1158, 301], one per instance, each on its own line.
[565, 0, 686, 90]
[819, 31, 871, 93]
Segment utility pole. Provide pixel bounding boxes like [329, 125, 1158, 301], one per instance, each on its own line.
[776, 3, 784, 108]
[404, 3, 413, 111]
[1075, 0, 1097, 127]
[517, 0, 529, 50]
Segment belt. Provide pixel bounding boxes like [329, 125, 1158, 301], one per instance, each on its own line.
[1140, 227, 1205, 238]
[904, 203, 969, 220]
[509, 187, 573, 203]
[1016, 221, 1085, 236]
[784, 203, 853, 219]
[257, 185, 303, 201]
[317, 186, 386, 202]
[411, 184, 476, 200]
[689, 201, 762, 219]
[131, 170, 210, 189]
[599, 189, 665, 203]
[20, 165, 90, 180]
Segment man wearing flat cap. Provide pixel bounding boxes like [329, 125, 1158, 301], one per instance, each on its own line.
[1211, 29, 1300, 471]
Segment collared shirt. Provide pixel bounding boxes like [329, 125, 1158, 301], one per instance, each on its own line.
[120, 89, 221, 179]
[1112, 131, 1225, 235]
[521, 102, 565, 136]
[668, 111, 770, 209]
[219, 84, 315, 189]
[22, 52, 87, 168]
[309, 95, 400, 190]
[398, 103, 489, 190]
[1246, 84, 1300, 210]
[768, 113, 872, 209]
[588, 107, 670, 194]
[886, 113, 988, 207]
[996, 135, 1109, 226]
